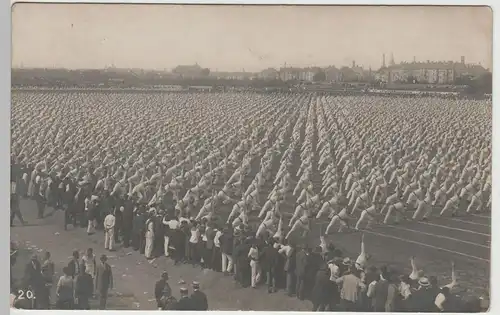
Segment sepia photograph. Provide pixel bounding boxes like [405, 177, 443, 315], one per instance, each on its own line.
[9, 3, 492, 312]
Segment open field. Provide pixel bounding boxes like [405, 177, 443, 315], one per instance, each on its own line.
[11, 90, 491, 309]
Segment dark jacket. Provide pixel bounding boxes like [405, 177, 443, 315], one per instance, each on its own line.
[95, 262, 113, 293]
[67, 259, 81, 278]
[75, 273, 93, 298]
[311, 269, 335, 305]
[133, 213, 146, 234]
[122, 202, 134, 230]
[284, 248, 296, 273]
[190, 290, 209, 310]
[174, 296, 195, 310]
[23, 260, 44, 290]
[260, 245, 280, 272]
[295, 250, 309, 277]
[154, 279, 172, 302]
[219, 233, 234, 255]
[408, 287, 439, 312]
[11, 193, 20, 210]
[372, 279, 390, 311]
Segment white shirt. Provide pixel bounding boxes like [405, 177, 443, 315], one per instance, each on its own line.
[328, 263, 339, 281]
[214, 230, 222, 247]
[168, 220, 180, 230]
[248, 247, 259, 260]
[82, 254, 96, 277]
[435, 292, 446, 310]
[189, 228, 200, 243]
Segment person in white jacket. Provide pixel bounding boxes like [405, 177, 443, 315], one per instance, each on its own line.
[103, 210, 116, 251]
[144, 210, 156, 259]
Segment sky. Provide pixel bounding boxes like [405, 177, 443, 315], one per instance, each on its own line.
[11, 4, 493, 72]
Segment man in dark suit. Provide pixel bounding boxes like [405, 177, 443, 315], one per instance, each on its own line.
[295, 246, 310, 300]
[281, 240, 296, 296]
[190, 281, 208, 310]
[67, 250, 81, 278]
[121, 196, 134, 248]
[174, 288, 194, 310]
[154, 272, 172, 309]
[311, 265, 334, 311]
[23, 254, 44, 309]
[74, 264, 93, 310]
[10, 190, 26, 227]
[260, 239, 280, 293]
[95, 254, 113, 310]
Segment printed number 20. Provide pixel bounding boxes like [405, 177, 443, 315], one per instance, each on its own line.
[18, 290, 34, 299]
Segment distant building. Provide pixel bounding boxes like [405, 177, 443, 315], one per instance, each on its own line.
[210, 71, 254, 80]
[377, 57, 488, 84]
[338, 66, 358, 82]
[258, 68, 279, 80]
[172, 64, 204, 78]
[324, 66, 340, 82]
[279, 67, 302, 81]
[300, 67, 323, 82]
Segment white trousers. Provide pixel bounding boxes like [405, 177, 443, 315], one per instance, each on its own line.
[221, 253, 233, 272]
[87, 219, 96, 234]
[250, 260, 261, 288]
[164, 236, 170, 257]
[145, 236, 154, 259]
[104, 229, 114, 250]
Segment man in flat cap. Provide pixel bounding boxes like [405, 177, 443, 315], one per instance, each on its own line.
[190, 281, 208, 310]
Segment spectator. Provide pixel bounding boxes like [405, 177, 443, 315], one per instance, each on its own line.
[311, 264, 334, 311]
[55, 267, 74, 309]
[81, 248, 97, 283]
[188, 221, 201, 265]
[212, 225, 223, 272]
[23, 254, 44, 308]
[248, 240, 261, 289]
[261, 238, 280, 293]
[202, 222, 215, 269]
[75, 264, 93, 310]
[67, 250, 81, 278]
[220, 227, 234, 275]
[154, 271, 172, 309]
[386, 272, 400, 312]
[39, 252, 55, 309]
[295, 246, 310, 300]
[408, 277, 439, 312]
[10, 190, 26, 227]
[104, 209, 116, 252]
[335, 264, 366, 311]
[174, 288, 194, 310]
[279, 239, 296, 296]
[190, 281, 208, 310]
[95, 254, 113, 310]
[368, 269, 390, 312]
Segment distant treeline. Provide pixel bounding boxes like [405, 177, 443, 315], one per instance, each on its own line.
[11, 68, 289, 89]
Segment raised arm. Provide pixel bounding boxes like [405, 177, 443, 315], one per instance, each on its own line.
[443, 261, 457, 289]
[409, 256, 419, 280]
